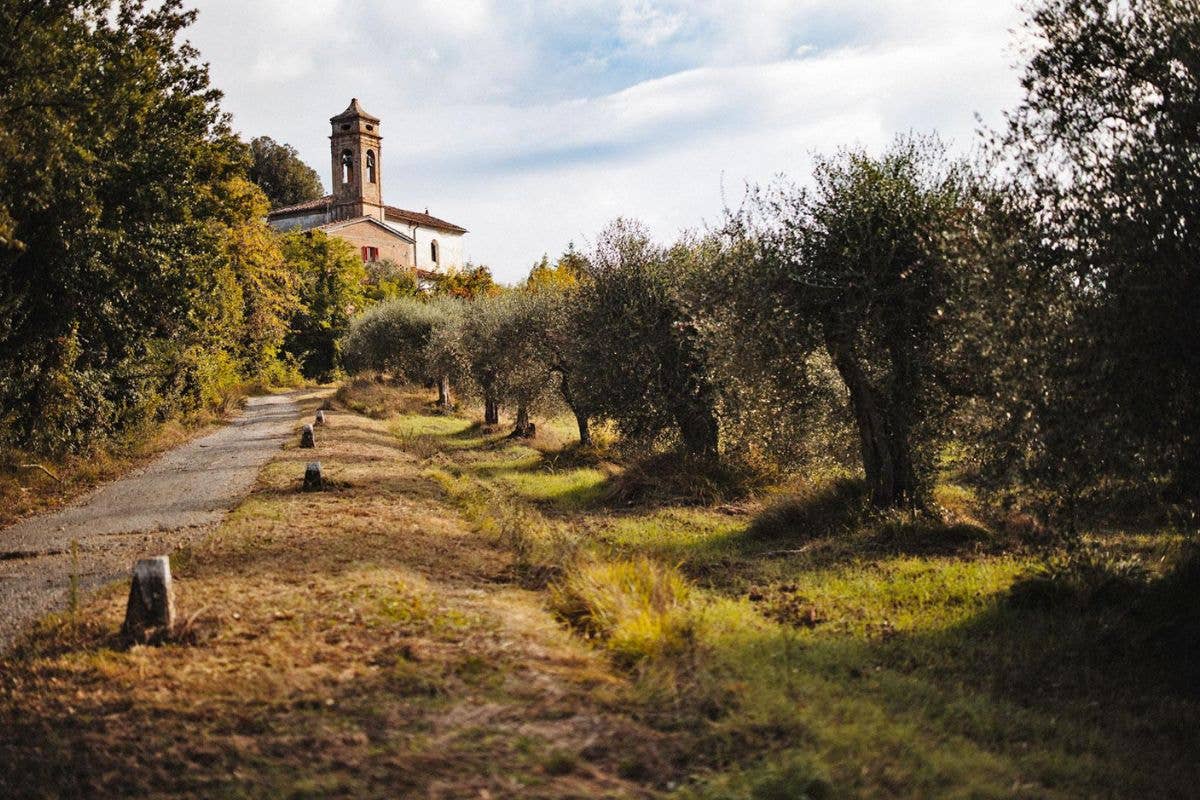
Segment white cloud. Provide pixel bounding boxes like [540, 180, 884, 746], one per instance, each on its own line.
[618, 1, 686, 47]
[185, 0, 1027, 282]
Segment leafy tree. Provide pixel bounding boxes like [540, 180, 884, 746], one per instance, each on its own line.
[522, 246, 596, 444]
[575, 220, 721, 459]
[996, 0, 1200, 505]
[458, 292, 523, 426]
[214, 176, 300, 376]
[431, 263, 501, 300]
[695, 229, 857, 475]
[0, 0, 267, 452]
[247, 135, 323, 209]
[424, 298, 469, 410]
[741, 137, 972, 508]
[525, 244, 585, 292]
[364, 258, 420, 303]
[280, 231, 368, 381]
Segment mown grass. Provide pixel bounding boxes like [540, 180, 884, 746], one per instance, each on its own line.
[360, 383, 1200, 799]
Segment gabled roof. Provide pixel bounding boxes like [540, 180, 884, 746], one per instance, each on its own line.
[267, 196, 468, 235]
[330, 98, 380, 124]
[384, 206, 468, 234]
[315, 215, 415, 243]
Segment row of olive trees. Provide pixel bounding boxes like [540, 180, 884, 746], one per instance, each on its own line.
[343, 0, 1200, 519]
[343, 147, 966, 510]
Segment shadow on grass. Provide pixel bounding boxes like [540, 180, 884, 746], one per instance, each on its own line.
[664, 561, 1200, 798]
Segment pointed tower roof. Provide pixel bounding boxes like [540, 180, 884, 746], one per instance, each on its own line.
[330, 97, 380, 124]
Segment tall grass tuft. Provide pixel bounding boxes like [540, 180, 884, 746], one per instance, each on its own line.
[550, 558, 699, 667]
[745, 477, 867, 541]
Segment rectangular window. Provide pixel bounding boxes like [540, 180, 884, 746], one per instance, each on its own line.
[369, 247, 379, 261]
[361, 246, 379, 262]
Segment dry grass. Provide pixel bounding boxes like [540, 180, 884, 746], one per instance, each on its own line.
[0, 413, 228, 529]
[5, 381, 1197, 799]
[0, 387, 673, 799]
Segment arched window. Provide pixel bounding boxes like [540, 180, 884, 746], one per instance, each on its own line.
[430, 240, 439, 264]
[340, 150, 353, 183]
[366, 150, 376, 184]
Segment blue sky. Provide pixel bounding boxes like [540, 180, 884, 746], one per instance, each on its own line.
[185, 0, 1027, 282]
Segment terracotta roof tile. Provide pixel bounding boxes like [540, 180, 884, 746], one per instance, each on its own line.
[330, 98, 380, 123]
[384, 206, 468, 234]
[268, 196, 467, 235]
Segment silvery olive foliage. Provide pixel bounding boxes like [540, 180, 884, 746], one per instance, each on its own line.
[726, 136, 976, 508]
[986, 0, 1200, 509]
[341, 0, 1200, 522]
[571, 220, 722, 458]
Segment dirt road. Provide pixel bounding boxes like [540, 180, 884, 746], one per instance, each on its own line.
[0, 393, 302, 650]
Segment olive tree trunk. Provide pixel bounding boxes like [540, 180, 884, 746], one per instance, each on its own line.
[676, 403, 720, 460]
[556, 370, 592, 446]
[511, 404, 535, 438]
[437, 374, 452, 410]
[826, 333, 919, 508]
[484, 395, 500, 425]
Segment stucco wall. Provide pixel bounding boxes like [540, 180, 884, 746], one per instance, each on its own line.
[412, 227, 464, 271]
[268, 211, 327, 232]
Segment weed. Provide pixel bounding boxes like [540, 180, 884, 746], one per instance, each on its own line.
[550, 558, 700, 667]
[540, 749, 577, 776]
[677, 756, 832, 800]
[602, 451, 760, 507]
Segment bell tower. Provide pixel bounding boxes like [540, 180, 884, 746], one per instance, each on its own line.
[329, 98, 383, 221]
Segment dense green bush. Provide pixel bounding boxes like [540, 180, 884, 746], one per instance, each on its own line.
[0, 0, 300, 454]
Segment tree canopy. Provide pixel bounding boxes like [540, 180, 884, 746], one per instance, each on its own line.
[247, 135, 324, 209]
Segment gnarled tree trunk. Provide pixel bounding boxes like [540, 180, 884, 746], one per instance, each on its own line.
[511, 404, 535, 438]
[676, 403, 719, 460]
[557, 370, 592, 446]
[484, 395, 500, 425]
[437, 374, 452, 410]
[825, 332, 918, 508]
[574, 411, 592, 448]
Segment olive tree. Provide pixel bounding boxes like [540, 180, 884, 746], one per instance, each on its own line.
[342, 297, 442, 380]
[342, 296, 465, 410]
[996, 0, 1200, 505]
[459, 291, 555, 434]
[742, 137, 973, 508]
[574, 220, 721, 459]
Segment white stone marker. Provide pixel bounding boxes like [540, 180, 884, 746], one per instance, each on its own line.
[121, 556, 176, 643]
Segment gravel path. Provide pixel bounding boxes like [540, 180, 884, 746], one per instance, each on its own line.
[0, 393, 302, 651]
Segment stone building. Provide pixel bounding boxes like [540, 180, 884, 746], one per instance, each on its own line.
[267, 99, 466, 272]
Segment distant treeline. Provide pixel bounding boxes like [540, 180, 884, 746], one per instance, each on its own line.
[343, 0, 1200, 522]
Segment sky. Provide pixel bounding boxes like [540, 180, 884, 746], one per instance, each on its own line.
[185, 0, 1029, 283]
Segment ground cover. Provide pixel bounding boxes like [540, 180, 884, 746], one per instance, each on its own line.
[1, 381, 1196, 799]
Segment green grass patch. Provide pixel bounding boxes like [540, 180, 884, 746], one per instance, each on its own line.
[359, 381, 1200, 798]
[501, 467, 609, 510]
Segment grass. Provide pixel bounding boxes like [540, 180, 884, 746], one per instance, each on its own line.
[2, 380, 1196, 798]
[341, 384, 1200, 799]
[0, 387, 663, 798]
